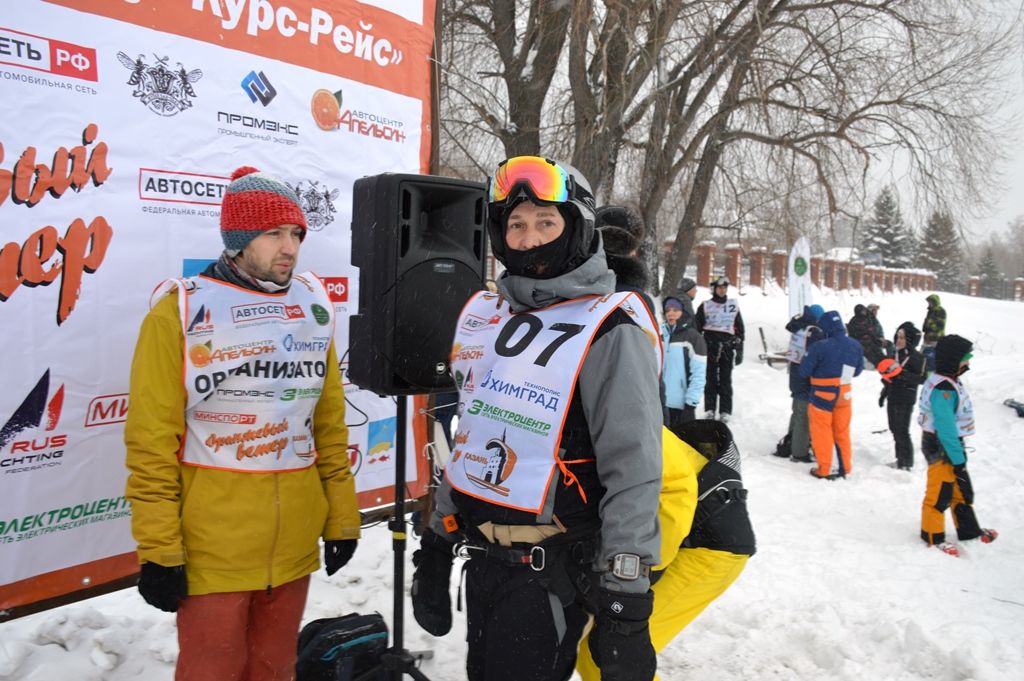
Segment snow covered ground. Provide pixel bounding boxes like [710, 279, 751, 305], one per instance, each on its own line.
[2, 286, 1023, 681]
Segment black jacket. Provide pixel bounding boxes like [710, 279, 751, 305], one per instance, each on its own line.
[884, 346, 926, 402]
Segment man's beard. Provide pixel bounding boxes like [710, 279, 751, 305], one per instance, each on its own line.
[259, 265, 294, 286]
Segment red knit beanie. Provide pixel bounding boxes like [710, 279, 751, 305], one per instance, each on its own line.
[220, 166, 307, 253]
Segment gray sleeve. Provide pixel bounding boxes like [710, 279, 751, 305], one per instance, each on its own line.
[579, 321, 662, 593]
[427, 476, 462, 542]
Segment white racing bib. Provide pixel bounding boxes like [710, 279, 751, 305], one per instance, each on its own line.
[446, 291, 661, 513]
[788, 328, 812, 363]
[153, 273, 336, 472]
[918, 374, 975, 437]
[702, 298, 739, 334]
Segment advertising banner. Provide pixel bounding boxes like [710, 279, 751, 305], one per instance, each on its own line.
[1, 0, 436, 616]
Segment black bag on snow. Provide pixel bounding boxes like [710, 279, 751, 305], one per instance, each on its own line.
[772, 432, 792, 458]
[296, 612, 389, 681]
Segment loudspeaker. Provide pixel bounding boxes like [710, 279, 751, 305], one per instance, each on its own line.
[348, 173, 487, 396]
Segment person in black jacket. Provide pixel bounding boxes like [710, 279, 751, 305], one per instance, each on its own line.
[412, 158, 662, 681]
[678, 276, 698, 317]
[594, 204, 656, 315]
[878, 322, 927, 470]
[846, 303, 886, 366]
[695, 276, 744, 422]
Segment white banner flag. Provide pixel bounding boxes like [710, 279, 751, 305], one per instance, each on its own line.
[788, 237, 813, 318]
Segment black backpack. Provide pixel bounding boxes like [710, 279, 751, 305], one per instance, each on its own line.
[772, 432, 792, 458]
[296, 612, 389, 681]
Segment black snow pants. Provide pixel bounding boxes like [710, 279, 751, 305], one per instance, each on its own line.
[887, 397, 916, 469]
[463, 541, 593, 681]
[704, 338, 736, 415]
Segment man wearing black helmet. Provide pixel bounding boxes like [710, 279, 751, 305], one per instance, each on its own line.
[695, 276, 745, 422]
[411, 157, 663, 681]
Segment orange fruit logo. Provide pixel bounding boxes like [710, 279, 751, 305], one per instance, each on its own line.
[311, 89, 342, 131]
[189, 343, 212, 368]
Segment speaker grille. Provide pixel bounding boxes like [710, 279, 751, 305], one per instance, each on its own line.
[348, 174, 487, 396]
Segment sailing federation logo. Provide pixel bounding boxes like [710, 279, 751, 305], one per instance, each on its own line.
[289, 180, 339, 231]
[0, 370, 64, 450]
[117, 52, 203, 116]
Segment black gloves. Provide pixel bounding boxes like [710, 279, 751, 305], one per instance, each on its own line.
[325, 539, 358, 576]
[411, 529, 455, 636]
[734, 340, 744, 366]
[138, 562, 187, 613]
[953, 464, 974, 504]
[681, 405, 696, 423]
[878, 386, 888, 408]
[588, 588, 656, 681]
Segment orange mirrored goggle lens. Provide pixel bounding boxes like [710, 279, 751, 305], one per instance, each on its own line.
[489, 156, 570, 204]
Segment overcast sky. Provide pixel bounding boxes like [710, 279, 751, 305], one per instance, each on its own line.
[974, 3, 1024, 237]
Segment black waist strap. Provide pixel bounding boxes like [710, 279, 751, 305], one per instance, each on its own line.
[456, 535, 598, 571]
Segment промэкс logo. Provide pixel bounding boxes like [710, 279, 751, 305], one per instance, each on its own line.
[241, 70, 276, 106]
[117, 52, 203, 116]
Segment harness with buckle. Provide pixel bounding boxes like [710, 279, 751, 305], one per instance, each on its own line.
[455, 542, 549, 572]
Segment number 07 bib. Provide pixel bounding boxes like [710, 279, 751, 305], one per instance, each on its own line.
[446, 291, 660, 512]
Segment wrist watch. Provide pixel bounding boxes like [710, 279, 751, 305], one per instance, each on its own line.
[610, 553, 650, 580]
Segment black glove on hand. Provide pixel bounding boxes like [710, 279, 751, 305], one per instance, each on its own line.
[138, 562, 187, 613]
[588, 588, 656, 681]
[325, 539, 358, 576]
[953, 464, 974, 504]
[734, 341, 744, 366]
[411, 529, 454, 636]
[878, 386, 888, 408]
[681, 405, 696, 423]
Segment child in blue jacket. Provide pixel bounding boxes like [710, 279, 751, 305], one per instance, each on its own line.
[918, 334, 998, 556]
[662, 297, 707, 431]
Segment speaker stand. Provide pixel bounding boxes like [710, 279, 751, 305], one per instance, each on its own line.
[378, 395, 434, 681]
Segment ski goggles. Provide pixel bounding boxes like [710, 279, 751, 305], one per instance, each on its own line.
[488, 156, 571, 205]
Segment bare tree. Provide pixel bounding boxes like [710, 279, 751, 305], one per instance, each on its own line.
[438, 1, 1023, 294]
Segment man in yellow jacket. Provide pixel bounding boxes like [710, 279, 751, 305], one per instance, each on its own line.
[576, 420, 754, 680]
[125, 166, 360, 681]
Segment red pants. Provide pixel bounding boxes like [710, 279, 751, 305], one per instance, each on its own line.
[175, 575, 309, 681]
[808, 400, 853, 476]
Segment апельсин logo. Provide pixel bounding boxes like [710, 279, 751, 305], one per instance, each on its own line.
[241, 70, 276, 106]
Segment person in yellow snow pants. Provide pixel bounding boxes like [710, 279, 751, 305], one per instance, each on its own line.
[577, 420, 755, 681]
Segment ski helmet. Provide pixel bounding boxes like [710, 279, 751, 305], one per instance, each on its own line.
[712, 275, 730, 288]
[486, 156, 597, 278]
[876, 357, 903, 382]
